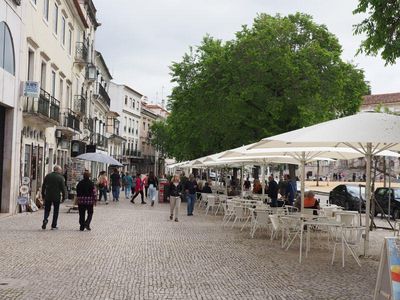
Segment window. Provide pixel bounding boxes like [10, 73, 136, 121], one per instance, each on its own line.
[51, 70, 56, 97]
[59, 79, 63, 103]
[27, 50, 34, 80]
[53, 3, 59, 34]
[66, 84, 70, 107]
[0, 22, 15, 75]
[125, 96, 127, 105]
[68, 29, 72, 55]
[40, 62, 46, 90]
[61, 17, 66, 46]
[43, 0, 49, 21]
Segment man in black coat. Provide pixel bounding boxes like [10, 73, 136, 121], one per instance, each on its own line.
[267, 175, 279, 207]
[41, 165, 66, 230]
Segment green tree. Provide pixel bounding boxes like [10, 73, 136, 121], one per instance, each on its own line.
[354, 0, 400, 65]
[159, 13, 369, 161]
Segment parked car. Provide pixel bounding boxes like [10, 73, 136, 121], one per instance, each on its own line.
[329, 184, 366, 211]
[374, 187, 400, 219]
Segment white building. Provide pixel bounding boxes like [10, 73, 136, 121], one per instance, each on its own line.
[0, 0, 23, 213]
[21, 0, 99, 200]
[109, 82, 143, 174]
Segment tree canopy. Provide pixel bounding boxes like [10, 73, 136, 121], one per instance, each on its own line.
[354, 0, 400, 65]
[152, 13, 369, 161]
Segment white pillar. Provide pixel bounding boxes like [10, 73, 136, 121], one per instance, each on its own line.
[364, 143, 372, 256]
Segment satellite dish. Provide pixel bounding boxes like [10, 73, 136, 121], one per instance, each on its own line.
[19, 185, 29, 194]
[22, 177, 30, 185]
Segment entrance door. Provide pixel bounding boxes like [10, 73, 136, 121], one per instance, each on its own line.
[0, 106, 5, 208]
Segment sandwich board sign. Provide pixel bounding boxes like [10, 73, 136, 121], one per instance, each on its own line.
[375, 237, 400, 299]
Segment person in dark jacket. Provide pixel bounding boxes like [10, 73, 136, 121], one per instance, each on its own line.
[41, 165, 66, 230]
[202, 182, 212, 193]
[266, 175, 279, 207]
[167, 175, 184, 222]
[76, 171, 97, 231]
[184, 174, 197, 216]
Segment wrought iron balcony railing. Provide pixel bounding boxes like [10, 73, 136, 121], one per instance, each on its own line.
[23, 88, 60, 123]
[62, 109, 80, 131]
[74, 95, 86, 116]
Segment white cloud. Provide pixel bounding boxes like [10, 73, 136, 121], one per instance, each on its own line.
[94, 0, 398, 102]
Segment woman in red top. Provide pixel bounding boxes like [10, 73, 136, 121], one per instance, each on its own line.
[131, 173, 145, 204]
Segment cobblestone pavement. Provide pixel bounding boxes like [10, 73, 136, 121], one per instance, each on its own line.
[0, 198, 380, 300]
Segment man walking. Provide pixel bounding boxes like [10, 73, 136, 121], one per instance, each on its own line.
[110, 168, 121, 201]
[266, 175, 278, 207]
[185, 174, 197, 216]
[41, 165, 66, 230]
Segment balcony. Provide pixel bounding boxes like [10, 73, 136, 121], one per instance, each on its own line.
[96, 133, 108, 149]
[98, 83, 111, 107]
[75, 41, 89, 64]
[83, 117, 94, 132]
[74, 95, 86, 116]
[62, 109, 80, 131]
[23, 88, 60, 126]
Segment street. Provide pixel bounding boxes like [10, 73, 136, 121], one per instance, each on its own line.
[0, 199, 378, 300]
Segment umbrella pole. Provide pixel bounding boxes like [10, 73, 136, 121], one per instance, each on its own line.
[364, 143, 372, 256]
[300, 152, 306, 212]
[241, 164, 244, 196]
[261, 164, 265, 202]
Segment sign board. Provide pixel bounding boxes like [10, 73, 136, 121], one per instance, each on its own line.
[22, 81, 40, 98]
[17, 196, 28, 205]
[375, 237, 400, 299]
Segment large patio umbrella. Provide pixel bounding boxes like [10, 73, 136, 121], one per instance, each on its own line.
[247, 112, 400, 255]
[76, 152, 123, 166]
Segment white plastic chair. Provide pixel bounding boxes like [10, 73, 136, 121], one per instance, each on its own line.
[269, 215, 281, 242]
[331, 226, 364, 267]
[222, 200, 235, 226]
[205, 195, 218, 215]
[231, 206, 249, 228]
[250, 210, 271, 238]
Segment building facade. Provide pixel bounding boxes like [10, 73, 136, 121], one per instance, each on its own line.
[0, 0, 23, 213]
[109, 82, 143, 174]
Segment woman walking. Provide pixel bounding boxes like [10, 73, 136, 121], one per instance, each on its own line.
[76, 171, 97, 231]
[124, 172, 133, 199]
[131, 173, 145, 204]
[97, 171, 108, 203]
[167, 175, 184, 222]
[147, 171, 158, 207]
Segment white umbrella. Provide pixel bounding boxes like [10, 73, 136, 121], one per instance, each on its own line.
[76, 152, 123, 166]
[248, 112, 400, 256]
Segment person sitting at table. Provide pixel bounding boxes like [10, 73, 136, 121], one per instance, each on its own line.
[202, 182, 212, 193]
[302, 191, 320, 215]
[252, 179, 262, 194]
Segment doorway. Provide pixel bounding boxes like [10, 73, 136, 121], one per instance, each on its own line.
[0, 106, 5, 208]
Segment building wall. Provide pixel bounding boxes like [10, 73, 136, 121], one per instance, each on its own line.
[0, 0, 23, 213]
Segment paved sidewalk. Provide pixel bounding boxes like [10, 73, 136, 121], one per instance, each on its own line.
[0, 199, 379, 299]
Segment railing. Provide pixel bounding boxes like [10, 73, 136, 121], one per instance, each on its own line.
[96, 133, 108, 148]
[98, 83, 111, 107]
[84, 117, 94, 132]
[23, 88, 60, 123]
[62, 109, 80, 131]
[74, 95, 86, 116]
[75, 41, 88, 62]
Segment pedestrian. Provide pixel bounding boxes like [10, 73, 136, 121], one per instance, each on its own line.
[76, 171, 96, 231]
[41, 165, 66, 230]
[97, 171, 108, 203]
[143, 173, 149, 199]
[185, 174, 197, 216]
[167, 175, 184, 222]
[121, 171, 126, 192]
[266, 175, 278, 207]
[147, 171, 158, 207]
[123, 172, 133, 199]
[131, 172, 145, 204]
[243, 176, 251, 191]
[285, 174, 296, 206]
[110, 168, 121, 201]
